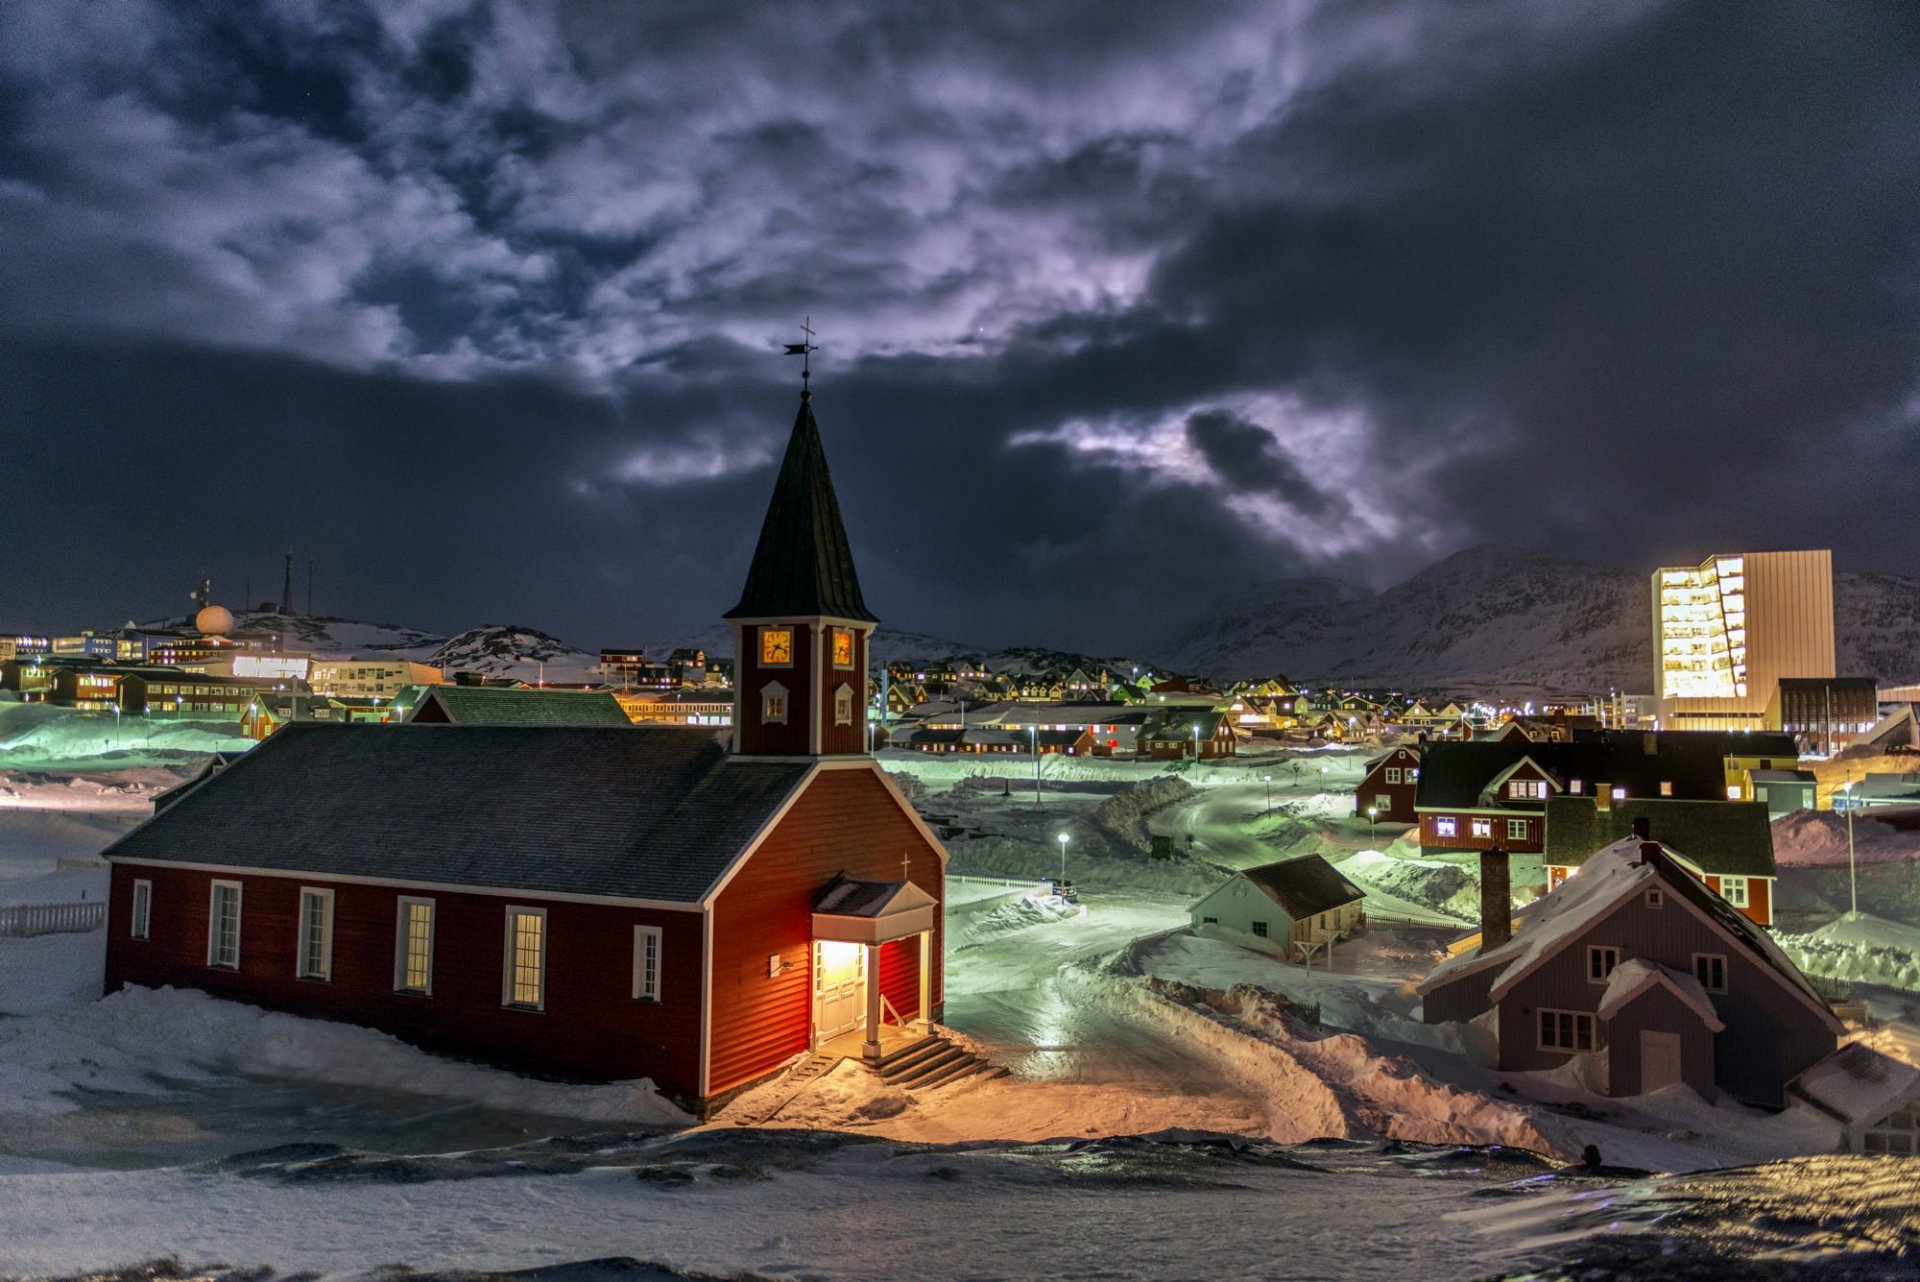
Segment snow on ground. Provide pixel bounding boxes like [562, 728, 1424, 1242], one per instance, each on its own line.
[1776, 913, 1920, 992]
[1774, 807, 1920, 866]
[0, 982, 686, 1128]
[0, 702, 253, 773]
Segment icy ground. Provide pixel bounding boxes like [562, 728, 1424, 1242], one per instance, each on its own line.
[6, 751, 1920, 1277]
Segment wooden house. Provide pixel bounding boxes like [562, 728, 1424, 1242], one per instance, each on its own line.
[402, 685, 633, 726]
[1356, 745, 1420, 823]
[1418, 840, 1839, 1107]
[1189, 855, 1366, 958]
[103, 384, 949, 1113]
[1543, 800, 1778, 925]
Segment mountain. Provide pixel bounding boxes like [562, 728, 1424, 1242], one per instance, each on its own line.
[1159, 545, 1920, 692]
[425, 626, 600, 684]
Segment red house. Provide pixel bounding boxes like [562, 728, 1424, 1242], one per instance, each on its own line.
[1355, 745, 1420, 823]
[102, 384, 949, 1112]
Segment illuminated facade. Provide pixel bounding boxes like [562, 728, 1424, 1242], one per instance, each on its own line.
[1653, 550, 1834, 731]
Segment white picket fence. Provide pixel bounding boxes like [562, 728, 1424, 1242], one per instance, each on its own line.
[0, 900, 107, 938]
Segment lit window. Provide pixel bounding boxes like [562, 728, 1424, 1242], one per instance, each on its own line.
[1726, 785, 1743, 800]
[1435, 816, 1457, 837]
[633, 925, 662, 1002]
[760, 627, 793, 666]
[505, 907, 547, 1009]
[1537, 1008, 1597, 1052]
[396, 897, 434, 994]
[131, 879, 152, 940]
[1471, 818, 1492, 839]
[1660, 781, 1674, 797]
[1587, 945, 1620, 983]
[297, 888, 334, 981]
[762, 683, 788, 725]
[832, 630, 854, 668]
[1693, 953, 1728, 993]
[208, 880, 242, 969]
[1611, 786, 1627, 801]
[1510, 779, 1546, 800]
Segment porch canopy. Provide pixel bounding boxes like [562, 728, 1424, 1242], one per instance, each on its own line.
[812, 874, 936, 943]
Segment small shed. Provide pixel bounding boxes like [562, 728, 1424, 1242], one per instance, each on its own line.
[1189, 855, 1365, 957]
[1789, 1040, 1920, 1154]
[1595, 959, 1724, 1100]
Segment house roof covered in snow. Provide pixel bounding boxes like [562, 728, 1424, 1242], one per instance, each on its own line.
[1543, 796, 1777, 878]
[403, 684, 634, 726]
[1239, 854, 1366, 920]
[1419, 837, 1834, 1024]
[1790, 1037, 1920, 1127]
[105, 723, 814, 903]
[1596, 959, 1725, 1031]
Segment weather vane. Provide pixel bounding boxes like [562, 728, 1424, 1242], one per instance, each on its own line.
[783, 316, 819, 394]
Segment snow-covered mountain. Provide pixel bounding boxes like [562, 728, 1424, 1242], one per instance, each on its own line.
[1159, 545, 1920, 692]
[425, 626, 600, 684]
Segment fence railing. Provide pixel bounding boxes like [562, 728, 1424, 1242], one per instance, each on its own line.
[0, 900, 107, 938]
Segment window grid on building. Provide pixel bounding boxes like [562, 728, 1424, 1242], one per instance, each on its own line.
[506, 909, 546, 1009]
[1587, 945, 1620, 983]
[131, 879, 152, 940]
[397, 897, 434, 993]
[1507, 818, 1528, 840]
[634, 925, 662, 1002]
[1693, 953, 1728, 993]
[1865, 1108, 1919, 1155]
[298, 889, 333, 981]
[208, 881, 242, 968]
[1537, 1008, 1597, 1052]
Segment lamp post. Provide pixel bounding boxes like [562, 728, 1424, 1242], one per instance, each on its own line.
[1031, 724, 1042, 809]
[1192, 723, 1202, 764]
[1057, 831, 1070, 883]
[1367, 804, 1379, 843]
[1843, 776, 1859, 918]
[1263, 774, 1272, 815]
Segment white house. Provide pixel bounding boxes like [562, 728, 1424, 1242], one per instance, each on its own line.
[1189, 855, 1366, 958]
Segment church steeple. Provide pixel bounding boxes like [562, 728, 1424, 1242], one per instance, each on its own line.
[727, 370, 878, 759]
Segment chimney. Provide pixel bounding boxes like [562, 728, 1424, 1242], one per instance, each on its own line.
[1630, 815, 1650, 841]
[1636, 840, 1662, 867]
[1479, 847, 1512, 951]
[1596, 783, 1612, 811]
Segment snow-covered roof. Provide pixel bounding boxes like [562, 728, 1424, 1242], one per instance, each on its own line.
[1790, 1040, 1920, 1127]
[1596, 959, 1725, 1031]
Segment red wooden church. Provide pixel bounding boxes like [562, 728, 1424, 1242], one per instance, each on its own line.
[102, 384, 948, 1110]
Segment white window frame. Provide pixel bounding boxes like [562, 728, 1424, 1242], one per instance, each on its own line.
[1587, 944, 1620, 984]
[1470, 817, 1493, 839]
[1693, 952, 1728, 993]
[395, 895, 435, 995]
[131, 878, 152, 940]
[1506, 818, 1528, 841]
[834, 683, 853, 726]
[207, 879, 243, 969]
[1434, 816, 1457, 837]
[503, 905, 548, 1011]
[297, 887, 335, 981]
[761, 681, 789, 725]
[1645, 888, 1666, 909]
[1384, 767, 1401, 785]
[1720, 876, 1750, 908]
[633, 924, 663, 1003]
[1537, 1007, 1597, 1052]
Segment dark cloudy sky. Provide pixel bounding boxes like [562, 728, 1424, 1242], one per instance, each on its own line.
[3, 1, 1916, 653]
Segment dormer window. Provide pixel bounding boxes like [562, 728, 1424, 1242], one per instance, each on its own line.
[761, 682, 789, 724]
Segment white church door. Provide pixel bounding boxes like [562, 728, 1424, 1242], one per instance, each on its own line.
[813, 940, 866, 1044]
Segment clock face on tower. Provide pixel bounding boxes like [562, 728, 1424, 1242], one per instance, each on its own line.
[761, 627, 793, 665]
[832, 629, 854, 667]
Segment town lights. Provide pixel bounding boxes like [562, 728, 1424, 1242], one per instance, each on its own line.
[1263, 773, 1272, 814]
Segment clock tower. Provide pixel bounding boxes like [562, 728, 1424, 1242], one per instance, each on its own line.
[723, 384, 877, 758]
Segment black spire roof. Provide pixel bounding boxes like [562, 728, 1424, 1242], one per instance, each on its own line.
[724, 392, 878, 623]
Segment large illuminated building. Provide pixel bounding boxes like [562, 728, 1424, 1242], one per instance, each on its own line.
[1652, 549, 1834, 731]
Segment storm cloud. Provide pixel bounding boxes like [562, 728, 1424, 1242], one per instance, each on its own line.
[1, 1, 1915, 652]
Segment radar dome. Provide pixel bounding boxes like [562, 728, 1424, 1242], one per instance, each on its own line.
[195, 605, 235, 636]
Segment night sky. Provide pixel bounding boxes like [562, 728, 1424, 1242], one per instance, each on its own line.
[3, 2, 1917, 653]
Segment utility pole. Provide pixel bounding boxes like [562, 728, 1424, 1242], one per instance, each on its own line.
[1032, 724, 1042, 809]
[307, 558, 314, 616]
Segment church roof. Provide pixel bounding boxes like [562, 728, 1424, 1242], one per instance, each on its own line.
[104, 723, 813, 903]
[724, 392, 877, 624]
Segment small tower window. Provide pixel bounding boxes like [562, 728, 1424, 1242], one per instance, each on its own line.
[761, 682, 788, 725]
[834, 684, 853, 725]
[832, 629, 854, 668]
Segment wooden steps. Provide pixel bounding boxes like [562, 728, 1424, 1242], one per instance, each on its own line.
[870, 1030, 1005, 1091]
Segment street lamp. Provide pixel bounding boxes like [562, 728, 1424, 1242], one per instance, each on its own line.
[1192, 723, 1202, 763]
[1263, 773, 1272, 814]
[1031, 724, 1042, 809]
[1057, 831, 1070, 883]
[1367, 804, 1379, 843]
[1842, 776, 1859, 918]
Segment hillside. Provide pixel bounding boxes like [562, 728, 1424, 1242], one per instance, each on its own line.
[1159, 546, 1920, 692]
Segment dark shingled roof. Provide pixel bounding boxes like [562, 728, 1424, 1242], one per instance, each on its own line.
[1543, 796, 1778, 878]
[724, 393, 877, 623]
[1414, 735, 1737, 811]
[407, 685, 633, 726]
[106, 724, 813, 902]
[1241, 854, 1366, 919]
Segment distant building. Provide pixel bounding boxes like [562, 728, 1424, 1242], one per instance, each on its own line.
[1654, 549, 1835, 732]
[616, 689, 733, 728]
[1768, 677, 1879, 755]
[401, 685, 632, 726]
[309, 660, 444, 701]
[1356, 745, 1420, 823]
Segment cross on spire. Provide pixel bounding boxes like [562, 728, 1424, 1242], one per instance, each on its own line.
[782, 316, 819, 397]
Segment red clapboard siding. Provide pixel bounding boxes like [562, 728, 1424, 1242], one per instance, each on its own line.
[706, 765, 945, 1095]
[817, 628, 869, 756]
[878, 935, 921, 1020]
[736, 624, 815, 756]
[104, 863, 708, 1097]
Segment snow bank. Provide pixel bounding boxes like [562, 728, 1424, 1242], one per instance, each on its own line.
[0, 985, 687, 1124]
[1338, 849, 1479, 920]
[0, 703, 252, 771]
[963, 893, 1084, 939]
[1776, 914, 1920, 992]
[1773, 810, 1920, 867]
